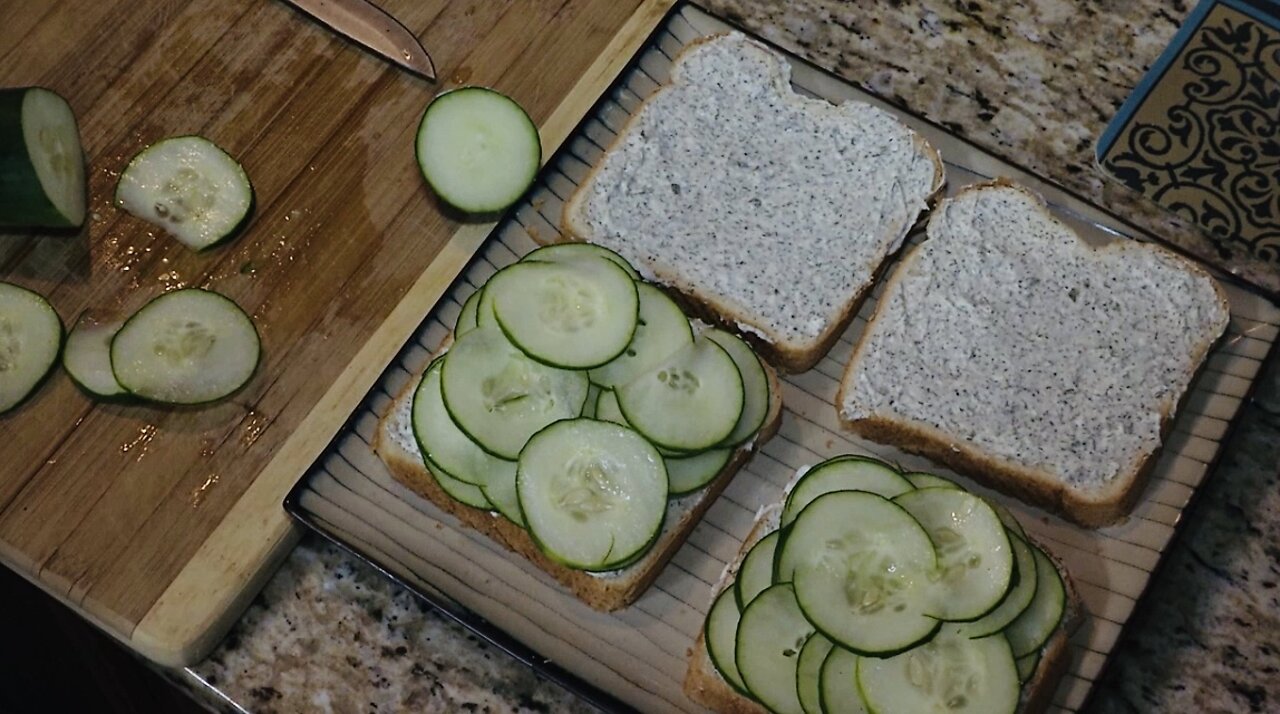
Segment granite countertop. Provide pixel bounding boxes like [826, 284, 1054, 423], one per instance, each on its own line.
[170, 1, 1280, 712]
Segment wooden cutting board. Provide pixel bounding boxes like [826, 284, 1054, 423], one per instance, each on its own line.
[0, 0, 673, 666]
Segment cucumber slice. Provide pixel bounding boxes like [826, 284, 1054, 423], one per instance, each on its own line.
[893, 489, 1014, 622]
[116, 136, 254, 251]
[617, 336, 743, 452]
[819, 647, 868, 714]
[780, 491, 939, 656]
[0, 88, 86, 228]
[440, 325, 589, 459]
[455, 290, 481, 337]
[665, 447, 731, 495]
[582, 383, 600, 419]
[905, 472, 959, 491]
[857, 627, 1020, 714]
[990, 500, 1028, 542]
[412, 359, 516, 490]
[735, 584, 814, 714]
[0, 282, 63, 413]
[704, 328, 769, 447]
[416, 87, 540, 215]
[475, 279, 499, 329]
[110, 288, 259, 404]
[522, 241, 640, 280]
[706, 587, 751, 697]
[735, 530, 779, 609]
[480, 459, 525, 527]
[796, 633, 834, 714]
[63, 314, 126, 398]
[1015, 651, 1040, 683]
[957, 531, 1038, 639]
[516, 419, 666, 570]
[588, 283, 692, 389]
[593, 388, 692, 458]
[424, 454, 493, 510]
[1003, 545, 1066, 657]
[489, 259, 639, 369]
[781, 456, 914, 528]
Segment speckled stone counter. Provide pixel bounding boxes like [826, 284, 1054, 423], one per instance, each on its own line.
[169, 2, 1280, 712]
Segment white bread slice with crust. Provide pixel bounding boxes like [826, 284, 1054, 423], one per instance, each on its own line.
[373, 337, 783, 612]
[838, 179, 1230, 527]
[683, 506, 1083, 714]
[561, 32, 945, 373]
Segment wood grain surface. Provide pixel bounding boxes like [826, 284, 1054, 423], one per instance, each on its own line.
[0, 0, 659, 665]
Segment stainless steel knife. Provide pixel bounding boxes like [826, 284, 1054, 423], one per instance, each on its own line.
[284, 0, 436, 80]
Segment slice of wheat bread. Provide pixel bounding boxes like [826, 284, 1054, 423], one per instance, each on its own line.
[560, 31, 945, 373]
[683, 506, 1083, 714]
[373, 339, 784, 612]
[837, 179, 1230, 527]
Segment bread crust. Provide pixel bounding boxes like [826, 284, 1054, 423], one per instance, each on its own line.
[559, 32, 946, 374]
[837, 178, 1230, 527]
[374, 341, 784, 612]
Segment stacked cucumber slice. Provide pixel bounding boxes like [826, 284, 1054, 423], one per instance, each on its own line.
[704, 455, 1068, 714]
[412, 243, 772, 570]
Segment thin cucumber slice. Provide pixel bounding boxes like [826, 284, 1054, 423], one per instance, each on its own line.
[582, 383, 601, 419]
[440, 325, 589, 459]
[781, 491, 940, 656]
[781, 456, 914, 528]
[617, 336, 743, 452]
[905, 472, 959, 491]
[819, 647, 868, 714]
[522, 241, 640, 280]
[490, 259, 639, 369]
[796, 633, 834, 714]
[705, 587, 751, 697]
[1003, 545, 1066, 657]
[588, 282, 692, 389]
[424, 454, 493, 510]
[475, 279, 499, 328]
[665, 447, 731, 495]
[480, 459, 525, 527]
[857, 627, 1020, 714]
[957, 531, 1038, 639]
[110, 288, 259, 404]
[735, 530, 779, 610]
[893, 489, 1014, 622]
[1015, 651, 1040, 683]
[0, 87, 86, 228]
[516, 419, 666, 570]
[416, 87, 540, 215]
[704, 328, 769, 447]
[455, 289, 481, 337]
[63, 314, 126, 398]
[594, 388, 692, 458]
[990, 500, 1028, 542]
[116, 136, 254, 251]
[735, 584, 814, 714]
[412, 359, 516, 488]
[0, 282, 63, 413]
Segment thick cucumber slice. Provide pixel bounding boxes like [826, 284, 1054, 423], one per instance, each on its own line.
[594, 388, 691, 458]
[796, 633, 834, 714]
[905, 472, 959, 491]
[424, 454, 493, 510]
[0, 88, 86, 228]
[1003, 545, 1066, 657]
[63, 315, 126, 398]
[440, 326, 589, 459]
[665, 447, 731, 495]
[522, 241, 640, 280]
[735, 584, 814, 714]
[781, 456, 914, 528]
[617, 336, 743, 452]
[704, 328, 769, 447]
[957, 531, 1038, 639]
[820, 647, 868, 714]
[0, 282, 63, 413]
[1015, 651, 1040, 683]
[857, 627, 1020, 714]
[412, 359, 516, 489]
[455, 290, 481, 337]
[416, 87, 540, 215]
[489, 259, 639, 369]
[110, 288, 259, 404]
[588, 282, 692, 389]
[516, 419, 666, 570]
[706, 587, 750, 697]
[780, 491, 939, 656]
[893, 489, 1014, 622]
[735, 530, 779, 609]
[116, 136, 254, 251]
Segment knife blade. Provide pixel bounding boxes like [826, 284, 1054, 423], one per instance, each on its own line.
[284, 0, 436, 80]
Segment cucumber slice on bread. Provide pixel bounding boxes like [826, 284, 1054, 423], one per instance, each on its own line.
[0, 282, 63, 413]
[857, 626, 1019, 714]
[617, 336, 744, 452]
[0, 88, 86, 228]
